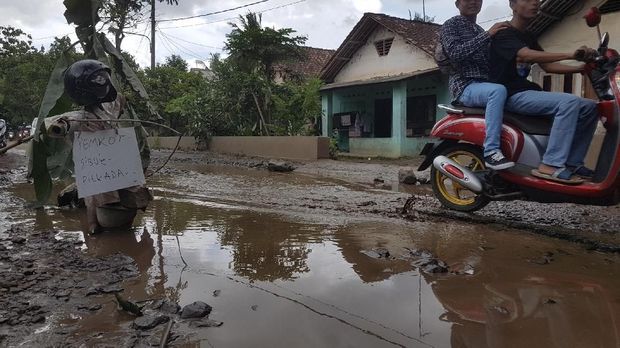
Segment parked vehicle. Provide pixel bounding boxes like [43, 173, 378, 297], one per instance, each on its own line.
[419, 10, 620, 212]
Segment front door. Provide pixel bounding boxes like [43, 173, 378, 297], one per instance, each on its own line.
[374, 98, 392, 138]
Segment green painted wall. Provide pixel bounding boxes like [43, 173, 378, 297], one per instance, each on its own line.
[321, 72, 450, 158]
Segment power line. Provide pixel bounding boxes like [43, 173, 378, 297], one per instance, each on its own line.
[479, 15, 512, 24]
[158, 0, 271, 22]
[158, 30, 223, 50]
[158, 0, 307, 29]
[158, 28, 209, 61]
[32, 32, 73, 41]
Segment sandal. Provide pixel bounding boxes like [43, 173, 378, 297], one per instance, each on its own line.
[569, 166, 595, 179]
[531, 167, 584, 185]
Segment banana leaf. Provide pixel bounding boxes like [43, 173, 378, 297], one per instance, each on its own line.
[31, 52, 72, 204]
[100, 35, 160, 120]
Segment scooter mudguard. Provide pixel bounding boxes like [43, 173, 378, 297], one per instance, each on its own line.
[431, 114, 524, 160]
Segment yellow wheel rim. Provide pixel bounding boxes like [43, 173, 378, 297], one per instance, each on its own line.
[435, 150, 485, 206]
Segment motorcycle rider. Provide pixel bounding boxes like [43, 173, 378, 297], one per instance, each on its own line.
[490, 0, 599, 184]
[441, 0, 514, 170]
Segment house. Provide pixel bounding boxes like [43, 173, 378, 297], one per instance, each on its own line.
[273, 46, 335, 83]
[528, 0, 620, 97]
[319, 13, 448, 158]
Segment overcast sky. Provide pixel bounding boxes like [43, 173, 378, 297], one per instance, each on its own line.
[2, 0, 512, 69]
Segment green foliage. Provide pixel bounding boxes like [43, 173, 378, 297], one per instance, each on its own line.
[271, 78, 322, 135]
[225, 13, 307, 79]
[0, 29, 80, 127]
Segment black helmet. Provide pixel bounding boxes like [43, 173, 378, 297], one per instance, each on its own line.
[63, 59, 117, 106]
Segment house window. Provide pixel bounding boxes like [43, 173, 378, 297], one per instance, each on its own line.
[407, 95, 436, 137]
[564, 73, 573, 94]
[600, 0, 620, 14]
[374, 38, 394, 56]
[542, 75, 552, 91]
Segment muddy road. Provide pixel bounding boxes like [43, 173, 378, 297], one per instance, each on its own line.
[1, 149, 619, 347]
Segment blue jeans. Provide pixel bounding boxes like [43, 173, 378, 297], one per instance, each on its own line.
[506, 90, 598, 168]
[459, 82, 508, 157]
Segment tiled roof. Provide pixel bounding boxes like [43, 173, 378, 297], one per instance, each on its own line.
[320, 13, 441, 83]
[528, 0, 581, 36]
[274, 46, 335, 79]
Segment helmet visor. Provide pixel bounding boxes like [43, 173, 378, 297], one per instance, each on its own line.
[86, 70, 112, 100]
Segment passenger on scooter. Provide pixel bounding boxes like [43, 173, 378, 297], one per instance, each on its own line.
[440, 0, 514, 170]
[489, 0, 599, 185]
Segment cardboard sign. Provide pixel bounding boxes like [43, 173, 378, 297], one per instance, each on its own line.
[73, 127, 145, 198]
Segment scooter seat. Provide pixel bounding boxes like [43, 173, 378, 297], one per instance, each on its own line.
[451, 105, 554, 135]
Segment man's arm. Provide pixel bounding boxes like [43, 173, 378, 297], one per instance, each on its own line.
[539, 62, 585, 74]
[516, 47, 573, 64]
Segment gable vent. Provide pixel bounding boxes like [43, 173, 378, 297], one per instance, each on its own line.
[374, 38, 394, 56]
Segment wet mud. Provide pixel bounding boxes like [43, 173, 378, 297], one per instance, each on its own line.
[0, 149, 619, 347]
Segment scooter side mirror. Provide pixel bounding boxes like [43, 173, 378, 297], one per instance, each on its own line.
[601, 32, 610, 48]
[584, 7, 602, 27]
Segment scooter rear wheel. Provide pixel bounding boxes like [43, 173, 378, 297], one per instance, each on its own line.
[431, 144, 490, 212]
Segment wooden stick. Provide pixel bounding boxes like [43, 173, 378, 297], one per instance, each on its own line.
[0, 135, 34, 155]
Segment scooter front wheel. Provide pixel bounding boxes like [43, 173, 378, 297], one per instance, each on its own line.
[431, 144, 490, 212]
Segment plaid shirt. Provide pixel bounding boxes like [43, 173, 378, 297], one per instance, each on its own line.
[441, 16, 492, 101]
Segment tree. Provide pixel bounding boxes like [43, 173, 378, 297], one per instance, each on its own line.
[0, 30, 81, 126]
[222, 12, 307, 135]
[164, 54, 188, 72]
[413, 12, 435, 23]
[100, 0, 179, 50]
[139, 54, 207, 134]
[0, 26, 35, 57]
[225, 13, 306, 80]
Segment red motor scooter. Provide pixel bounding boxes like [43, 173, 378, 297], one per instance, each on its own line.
[418, 11, 620, 212]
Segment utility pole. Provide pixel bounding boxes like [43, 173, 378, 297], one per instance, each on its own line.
[422, 0, 426, 21]
[150, 0, 156, 69]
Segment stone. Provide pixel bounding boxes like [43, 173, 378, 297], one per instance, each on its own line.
[398, 167, 417, 185]
[160, 301, 181, 314]
[10, 237, 26, 244]
[188, 319, 223, 328]
[30, 315, 45, 324]
[180, 301, 212, 319]
[418, 259, 449, 274]
[415, 170, 431, 184]
[132, 315, 169, 330]
[267, 160, 295, 173]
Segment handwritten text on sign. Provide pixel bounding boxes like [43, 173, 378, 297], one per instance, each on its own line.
[72, 127, 145, 198]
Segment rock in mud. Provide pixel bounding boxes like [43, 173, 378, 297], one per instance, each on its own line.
[132, 315, 169, 330]
[30, 315, 45, 324]
[212, 290, 221, 297]
[160, 301, 181, 314]
[189, 319, 223, 328]
[180, 301, 212, 319]
[361, 248, 390, 259]
[416, 259, 449, 274]
[267, 160, 295, 173]
[398, 168, 417, 185]
[415, 170, 431, 184]
[78, 304, 102, 311]
[10, 236, 26, 244]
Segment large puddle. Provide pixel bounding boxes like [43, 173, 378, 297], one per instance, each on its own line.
[3, 165, 620, 347]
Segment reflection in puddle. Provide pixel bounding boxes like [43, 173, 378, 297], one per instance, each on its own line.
[4, 175, 620, 348]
